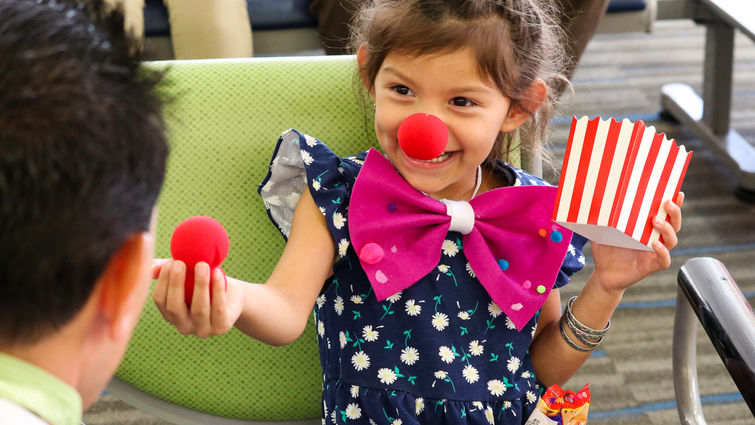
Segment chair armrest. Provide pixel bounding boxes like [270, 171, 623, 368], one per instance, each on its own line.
[673, 257, 755, 424]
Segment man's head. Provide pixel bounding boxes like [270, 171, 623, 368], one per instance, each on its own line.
[0, 0, 169, 406]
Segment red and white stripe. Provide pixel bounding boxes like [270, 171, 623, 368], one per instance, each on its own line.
[553, 116, 692, 250]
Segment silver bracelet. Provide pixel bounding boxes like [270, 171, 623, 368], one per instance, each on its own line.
[565, 296, 610, 338]
[559, 316, 594, 352]
[559, 296, 610, 351]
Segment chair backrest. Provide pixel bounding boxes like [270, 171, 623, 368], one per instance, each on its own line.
[115, 56, 522, 422]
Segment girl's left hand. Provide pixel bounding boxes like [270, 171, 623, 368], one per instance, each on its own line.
[591, 192, 685, 294]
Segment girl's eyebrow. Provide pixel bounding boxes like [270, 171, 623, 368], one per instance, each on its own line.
[380, 66, 415, 85]
[381, 66, 494, 95]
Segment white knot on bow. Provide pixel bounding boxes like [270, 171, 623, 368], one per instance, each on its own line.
[440, 199, 475, 235]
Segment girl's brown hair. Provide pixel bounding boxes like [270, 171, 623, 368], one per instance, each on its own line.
[350, 0, 567, 168]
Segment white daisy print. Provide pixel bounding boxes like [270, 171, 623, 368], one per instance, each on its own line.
[264, 195, 280, 207]
[317, 320, 325, 337]
[505, 317, 517, 330]
[344, 403, 362, 419]
[301, 150, 314, 165]
[526, 391, 538, 404]
[377, 368, 397, 385]
[304, 134, 318, 147]
[521, 371, 532, 379]
[316, 294, 326, 309]
[350, 295, 363, 304]
[578, 254, 586, 265]
[437, 264, 450, 273]
[434, 370, 448, 379]
[466, 262, 476, 278]
[507, 357, 521, 373]
[405, 299, 422, 316]
[386, 291, 402, 303]
[351, 351, 370, 371]
[503, 401, 512, 409]
[392, 420, 402, 425]
[312, 179, 321, 191]
[331, 409, 337, 424]
[568, 244, 576, 256]
[462, 365, 479, 383]
[469, 340, 484, 356]
[338, 239, 350, 258]
[362, 325, 379, 342]
[319, 206, 326, 216]
[431, 312, 449, 331]
[400, 347, 419, 365]
[334, 296, 344, 316]
[457, 311, 470, 320]
[415, 398, 425, 415]
[439, 346, 456, 363]
[339, 331, 348, 349]
[487, 379, 507, 396]
[332, 212, 346, 230]
[488, 301, 503, 318]
[441, 239, 459, 257]
[286, 192, 300, 209]
[350, 385, 359, 398]
[485, 406, 495, 424]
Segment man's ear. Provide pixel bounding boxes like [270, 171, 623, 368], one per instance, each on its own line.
[96, 231, 154, 340]
[356, 43, 375, 99]
[500, 78, 548, 133]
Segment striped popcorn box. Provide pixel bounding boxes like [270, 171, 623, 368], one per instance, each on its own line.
[552, 116, 692, 251]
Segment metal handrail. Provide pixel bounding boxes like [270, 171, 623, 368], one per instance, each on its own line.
[673, 257, 755, 424]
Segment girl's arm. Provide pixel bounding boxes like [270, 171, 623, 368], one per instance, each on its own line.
[152, 189, 335, 346]
[530, 195, 684, 386]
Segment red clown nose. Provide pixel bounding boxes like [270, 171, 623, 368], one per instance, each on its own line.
[169, 216, 229, 306]
[397, 113, 449, 160]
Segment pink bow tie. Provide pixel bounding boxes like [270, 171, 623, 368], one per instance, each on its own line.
[348, 149, 573, 331]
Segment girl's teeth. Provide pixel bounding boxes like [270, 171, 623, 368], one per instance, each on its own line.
[425, 152, 450, 163]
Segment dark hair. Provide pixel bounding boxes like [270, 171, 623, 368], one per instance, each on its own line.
[0, 0, 169, 345]
[351, 0, 567, 166]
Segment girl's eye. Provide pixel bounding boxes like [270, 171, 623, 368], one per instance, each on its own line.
[391, 85, 413, 96]
[451, 97, 475, 107]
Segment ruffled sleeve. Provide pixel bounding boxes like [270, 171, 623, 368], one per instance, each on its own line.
[258, 129, 365, 249]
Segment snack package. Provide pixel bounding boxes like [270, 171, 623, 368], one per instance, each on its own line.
[524, 383, 591, 425]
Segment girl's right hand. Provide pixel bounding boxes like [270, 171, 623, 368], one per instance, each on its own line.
[152, 258, 246, 338]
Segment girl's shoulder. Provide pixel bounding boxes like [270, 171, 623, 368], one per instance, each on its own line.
[259, 128, 367, 239]
[492, 159, 553, 188]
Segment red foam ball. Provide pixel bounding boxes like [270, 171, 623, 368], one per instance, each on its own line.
[169, 216, 229, 306]
[397, 113, 449, 161]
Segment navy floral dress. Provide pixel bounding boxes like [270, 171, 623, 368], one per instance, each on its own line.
[259, 130, 587, 424]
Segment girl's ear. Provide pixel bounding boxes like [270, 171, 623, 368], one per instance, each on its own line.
[500, 78, 548, 133]
[356, 43, 375, 99]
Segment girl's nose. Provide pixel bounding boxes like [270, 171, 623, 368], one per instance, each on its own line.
[397, 113, 449, 160]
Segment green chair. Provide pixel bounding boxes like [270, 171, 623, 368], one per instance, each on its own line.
[107, 55, 523, 424]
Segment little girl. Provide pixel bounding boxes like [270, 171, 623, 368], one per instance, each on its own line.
[153, 0, 684, 423]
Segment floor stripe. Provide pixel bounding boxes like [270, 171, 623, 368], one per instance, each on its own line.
[578, 242, 755, 267]
[671, 242, 755, 257]
[590, 393, 746, 420]
[611, 292, 755, 310]
[551, 113, 662, 126]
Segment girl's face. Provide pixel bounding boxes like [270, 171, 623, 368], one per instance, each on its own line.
[363, 47, 527, 201]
